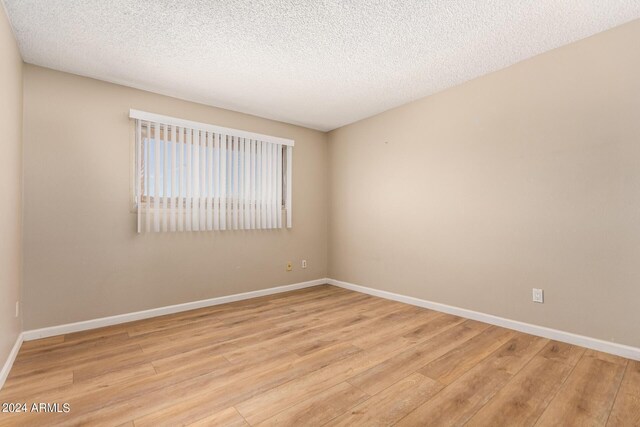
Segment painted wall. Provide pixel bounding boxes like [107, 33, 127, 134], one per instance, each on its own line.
[22, 65, 328, 329]
[328, 20, 640, 347]
[0, 5, 23, 363]
[19, 18, 640, 348]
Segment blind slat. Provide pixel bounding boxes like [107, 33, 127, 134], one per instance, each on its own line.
[206, 132, 213, 231]
[271, 143, 277, 229]
[199, 131, 206, 231]
[178, 127, 184, 231]
[266, 139, 271, 228]
[213, 132, 220, 230]
[193, 130, 200, 231]
[136, 120, 142, 233]
[145, 126, 150, 233]
[277, 144, 282, 229]
[244, 138, 251, 228]
[170, 126, 177, 231]
[233, 136, 239, 230]
[286, 145, 292, 228]
[238, 138, 243, 229]
[153, 123, 160, 232]
[220, 134, 227, 230]
[185, 129, 192, 231]
[162, 125, 168, 231]
[259, 141, 265, 228]
[250, 139, 256, 229]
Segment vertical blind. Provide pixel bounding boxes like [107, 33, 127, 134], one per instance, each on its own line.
[130, 110, 293, 233]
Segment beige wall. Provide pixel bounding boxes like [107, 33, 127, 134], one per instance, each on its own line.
[23, 65, 328, 329]
[328, 20, 640, 347]
[19, 19, 640, 347]
[0, 7, 23, 362]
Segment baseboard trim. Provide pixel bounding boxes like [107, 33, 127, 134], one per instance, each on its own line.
[22, 278, 328, 341]
[328, 278, 640, 361]
[0, 332, 24, 391]
[18, 277, 640, 362]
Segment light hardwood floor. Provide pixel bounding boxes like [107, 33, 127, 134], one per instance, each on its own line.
[0, 285, 638, 426]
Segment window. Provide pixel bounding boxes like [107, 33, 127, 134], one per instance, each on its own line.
[131, 110, 293, 233]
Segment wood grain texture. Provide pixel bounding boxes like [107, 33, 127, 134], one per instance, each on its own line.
[466, 354, 576, 426]
[331, 373, 442, 426]
[607, 361, 640, 426]
[256, 381, 368, 426]
[419, 325, 515, 385]
[396, 334, 549, 426]
[0, 285, 637, 426]
[346, 320, 483, 395]
[186, 407, 248, 427]
[535, 353, 627, 427]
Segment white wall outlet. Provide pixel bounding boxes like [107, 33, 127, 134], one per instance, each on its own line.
[532, 288, 544, 303]
[301, 259, 307, 269]
[15, 301, 19, 318]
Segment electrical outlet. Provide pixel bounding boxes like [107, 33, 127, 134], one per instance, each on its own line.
[532, 288, 544, 303]
[15, 301, 19, 318]
[301, 260, 307, 269]
[286, 262, 293, 272]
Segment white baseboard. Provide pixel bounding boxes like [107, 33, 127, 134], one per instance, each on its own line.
[0, 332, 24, 391]
[328, 278, 640, 361]
[16, 276, 640, 364]
[22, 278, 328, 341]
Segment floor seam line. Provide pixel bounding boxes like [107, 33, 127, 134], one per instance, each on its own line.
[530, 345, 585, 426]
[603, 359, 629, 427]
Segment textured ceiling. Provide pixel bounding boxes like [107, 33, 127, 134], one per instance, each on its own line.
[4, 1, 640, 131]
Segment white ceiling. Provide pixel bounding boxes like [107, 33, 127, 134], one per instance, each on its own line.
[4, 1, 640, 131]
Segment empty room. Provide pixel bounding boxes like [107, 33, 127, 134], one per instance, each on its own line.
[1, 1, 640, 426]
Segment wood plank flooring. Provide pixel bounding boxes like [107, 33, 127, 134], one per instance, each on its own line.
[1, 285, 638, 426]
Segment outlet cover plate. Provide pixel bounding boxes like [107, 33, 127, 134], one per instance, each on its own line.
[532, 288, 544, 303]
